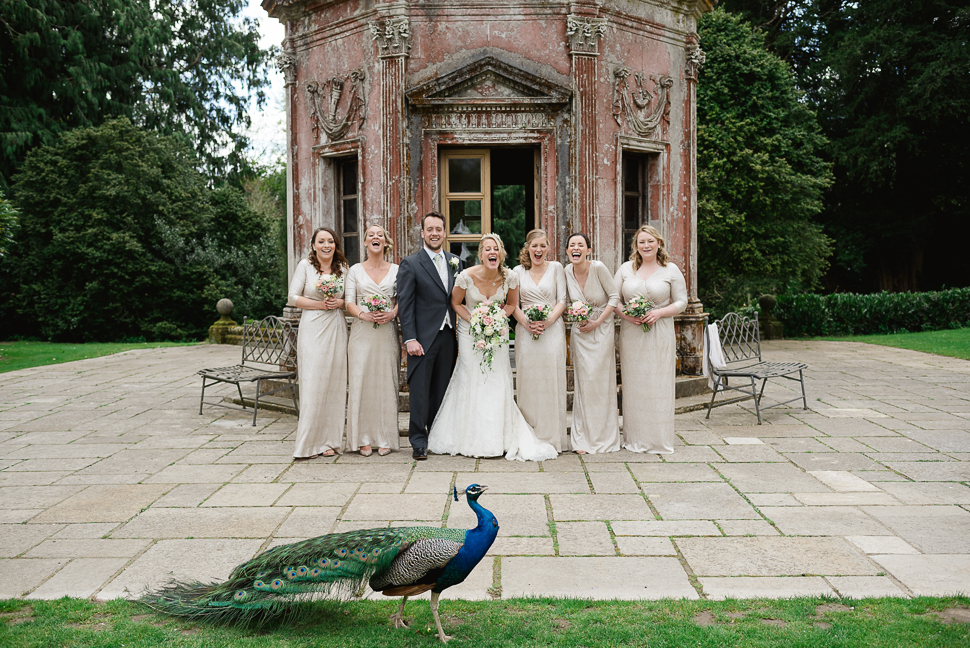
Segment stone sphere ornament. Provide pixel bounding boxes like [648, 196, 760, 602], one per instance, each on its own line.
[217, 299, 234, 317]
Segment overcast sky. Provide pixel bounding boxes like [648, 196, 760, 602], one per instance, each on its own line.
[244, 1, 286, 166]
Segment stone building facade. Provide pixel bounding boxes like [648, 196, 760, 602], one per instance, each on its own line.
[262, 0, 713, 374]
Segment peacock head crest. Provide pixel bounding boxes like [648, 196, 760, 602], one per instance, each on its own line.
[464, 484, 488, 500]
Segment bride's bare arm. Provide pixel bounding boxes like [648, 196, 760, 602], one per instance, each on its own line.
[451, 286, 471, 321]
[503, 286, 519, 318]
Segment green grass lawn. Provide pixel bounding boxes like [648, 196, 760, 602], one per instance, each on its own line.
[0, 340, 199, 373]
[818, 327, 970, 360]
[1, 597, 968, 647]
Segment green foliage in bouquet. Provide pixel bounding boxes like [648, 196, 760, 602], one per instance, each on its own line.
[0, 119, 285, 342]
[775, 288, 970, 337]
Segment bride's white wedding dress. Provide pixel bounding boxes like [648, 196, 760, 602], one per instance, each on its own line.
[429, 270, 558, 462]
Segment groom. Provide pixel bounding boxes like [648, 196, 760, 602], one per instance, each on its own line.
[397, 212, 462, 460]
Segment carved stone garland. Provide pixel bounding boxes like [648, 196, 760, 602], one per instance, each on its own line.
[611, 68, 673, 140]
[305, 70, 366, 142]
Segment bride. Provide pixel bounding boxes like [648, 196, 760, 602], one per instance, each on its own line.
[429, 234, 558, 462]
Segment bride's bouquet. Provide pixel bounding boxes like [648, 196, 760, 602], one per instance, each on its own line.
[360, 293, 390, 329]
[468, 299, 509, 373]
[623, 295, 656, 332]
[315, 274, 344, 298]
[523, 303, 551, 340]
[565, 300, 592, 326]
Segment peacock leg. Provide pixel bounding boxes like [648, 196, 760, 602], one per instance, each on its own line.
[430, 591, 453, 643]
[389, 595, 410, 629]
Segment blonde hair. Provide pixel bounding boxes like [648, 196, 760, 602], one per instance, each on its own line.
[629, 225, 669, 269]
[517, 229, 549, 269]
[479, 233, 508, 283]
[364, 224, 394, 261]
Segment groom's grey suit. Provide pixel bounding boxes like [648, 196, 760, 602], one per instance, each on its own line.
[397, 247, 462, 455]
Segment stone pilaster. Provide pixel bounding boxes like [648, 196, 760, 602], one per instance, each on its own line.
[277, 44, 298, 283]
[674, 34, 707, 376]
[370, 17, 411, 250]
[567, 14, 607, 247]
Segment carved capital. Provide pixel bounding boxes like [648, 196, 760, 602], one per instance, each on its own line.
[370, 17, 411, 57]
[685, 36, 706, 81]
[276, 50, 297, 87]
[566, 15, 607, 55]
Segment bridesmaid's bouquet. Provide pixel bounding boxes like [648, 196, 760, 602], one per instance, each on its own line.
[566, 300, 592, 326]
[468, 299, 509, 373]
[361, 294, 391, 329]
[315, 274, 344, 298]
[623, 295, 656, 332]
[523, 303, 551, 341]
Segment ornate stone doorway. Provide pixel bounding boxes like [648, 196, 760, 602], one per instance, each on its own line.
[440, 146, 538, 264]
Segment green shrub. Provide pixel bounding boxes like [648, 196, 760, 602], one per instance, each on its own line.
[775, 289, 970, 337]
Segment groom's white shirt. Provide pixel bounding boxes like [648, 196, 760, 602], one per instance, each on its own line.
[403, 246, 453, 345]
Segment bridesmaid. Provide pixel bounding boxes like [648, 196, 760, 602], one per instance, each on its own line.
[288, 227, 349, 458]
[614, 225, 687, 454]
[345, 225, 400, 456]
[564, 233, 621, 454]
[512, 229, 568, 453]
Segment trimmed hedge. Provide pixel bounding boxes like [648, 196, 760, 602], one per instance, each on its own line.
[775, 288, 970, 337]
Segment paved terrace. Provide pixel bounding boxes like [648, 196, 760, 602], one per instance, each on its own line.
[1, 341, 969, 603]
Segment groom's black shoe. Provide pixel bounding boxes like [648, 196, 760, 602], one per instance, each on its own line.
[412, 448, 427, 461]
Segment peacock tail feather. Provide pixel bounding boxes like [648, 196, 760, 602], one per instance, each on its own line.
[139, 525, 464, 625]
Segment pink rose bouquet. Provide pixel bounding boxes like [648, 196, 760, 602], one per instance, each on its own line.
[565, 300, 592, 326]
[523, 303, 551, 340]
[468, 299, 509, 373]
[315, 273, 344, 298]
[623, 295, 656, 332]
[361, 293, 391, 329]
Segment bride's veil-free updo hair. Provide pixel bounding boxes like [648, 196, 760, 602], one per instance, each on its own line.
[479, 232, 509, 284]
[517, 229, 550, 270]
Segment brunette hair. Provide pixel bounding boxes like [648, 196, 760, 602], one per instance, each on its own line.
[421, 211, 445, 229]
[629, 225, 669, 270]
[364, 223, 394, 261]
[308, 227, 349, 277]
[565, 232, 591, 258]
[517, 229, 550, 269]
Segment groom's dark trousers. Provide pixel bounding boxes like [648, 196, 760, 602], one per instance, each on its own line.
[397, 248, 460, 454]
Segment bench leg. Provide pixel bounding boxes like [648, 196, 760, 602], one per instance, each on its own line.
[705, 380, 720, 419]
[751, 376, 763, 425]
[252, 379, 261, 426]
[799, 369, 808, 409]
[237, 383, 246, 410]
[289, 378, 300, 416]
[199, 377, 207, 415]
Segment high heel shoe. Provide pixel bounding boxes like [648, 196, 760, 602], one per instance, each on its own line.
[377, 447, 391, 456]
[359, 446, 373, 457]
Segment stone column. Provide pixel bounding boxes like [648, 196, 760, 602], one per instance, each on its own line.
[674, 34, 707, 376]
[566, 14, 607, 248]
[277, 44, 298, 283]
[370, 17, 411, 252]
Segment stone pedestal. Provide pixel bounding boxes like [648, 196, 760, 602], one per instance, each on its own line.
[675, 301, 707, 376]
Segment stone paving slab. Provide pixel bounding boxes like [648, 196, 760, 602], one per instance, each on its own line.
[0, 341, 968, 601]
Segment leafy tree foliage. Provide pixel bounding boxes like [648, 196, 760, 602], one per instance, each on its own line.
[0, 190, 17, 257]
[697, 9, 833, 315]
[723, 0, 970, 292]
[1, 118, 285, 342]
[0, 0, 272, 188]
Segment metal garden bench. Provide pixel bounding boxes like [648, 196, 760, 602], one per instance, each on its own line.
[705, 312, 808, 424]
[198, 315, 299, 426]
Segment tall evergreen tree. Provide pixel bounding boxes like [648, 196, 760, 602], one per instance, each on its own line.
[0, 0, 273, 188]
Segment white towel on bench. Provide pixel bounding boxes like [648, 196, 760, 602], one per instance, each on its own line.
[703, 323, 728, 391]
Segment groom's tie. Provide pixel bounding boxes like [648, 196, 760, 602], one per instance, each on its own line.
[434, 253, 447, 291]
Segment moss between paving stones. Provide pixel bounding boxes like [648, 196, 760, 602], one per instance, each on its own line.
[1, 597, 968, 647]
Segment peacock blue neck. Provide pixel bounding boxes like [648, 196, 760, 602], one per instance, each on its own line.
[462, 494, 499, 555]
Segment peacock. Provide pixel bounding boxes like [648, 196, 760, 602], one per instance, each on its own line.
[139, 484, 498, 643]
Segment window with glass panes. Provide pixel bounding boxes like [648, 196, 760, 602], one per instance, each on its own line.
[338, 158, 359, 265]
[622, 152, 649, 258]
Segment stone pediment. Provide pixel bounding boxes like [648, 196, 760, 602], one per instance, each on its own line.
[407, 56, 571, 110]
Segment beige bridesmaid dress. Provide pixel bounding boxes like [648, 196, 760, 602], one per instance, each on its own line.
[345, 263, 401, 452]
[565, 260, 621, 454]
[614, 261, 687, 454]
[288, 259, 348, 457]
[513, 262, 568, 453]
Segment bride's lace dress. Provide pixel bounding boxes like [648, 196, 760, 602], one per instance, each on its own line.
[429, 270, 558, 462]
